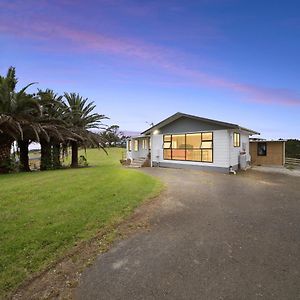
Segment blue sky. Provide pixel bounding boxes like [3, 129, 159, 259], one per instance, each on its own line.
[0, 0, 299, 138]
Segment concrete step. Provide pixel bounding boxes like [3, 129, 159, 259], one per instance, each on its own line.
[128, 158, 146, 168]
[126, 164, 142, 168]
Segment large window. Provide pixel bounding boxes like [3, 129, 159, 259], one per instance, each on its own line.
[233, 132, 240, 147]
[127, 140, 131, 151]
[257, 142, 267, 156]
[163, 132, 213, 162]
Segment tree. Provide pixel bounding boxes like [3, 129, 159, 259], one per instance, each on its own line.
[101, 125, 120, 146]
[0, 67, 39, 173]
[37, 89, 65, 170]
[100, 125, 129, 147]
[63, 93, 107, 168]
[286, 139, 300, 159]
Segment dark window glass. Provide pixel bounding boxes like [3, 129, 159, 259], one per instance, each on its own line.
[257, 142, 267, 156]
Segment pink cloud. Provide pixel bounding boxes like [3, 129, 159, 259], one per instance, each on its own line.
[0, 15, 299, 106]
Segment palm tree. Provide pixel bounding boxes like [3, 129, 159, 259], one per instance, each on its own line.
[0, 67, 39, 173]
[37, 89, 65, 170]
[64, 93, 107, 168]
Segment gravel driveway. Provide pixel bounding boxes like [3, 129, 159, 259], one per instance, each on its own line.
[76, 168, 300, 299]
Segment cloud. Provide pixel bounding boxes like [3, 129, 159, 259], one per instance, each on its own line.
[163, 66, 300, 106]
[0, 14, 299, 106]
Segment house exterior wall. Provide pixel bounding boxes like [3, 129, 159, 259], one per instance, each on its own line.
[250, 142, 285, 166]
[159, 116, 228, 134]
[151, 129, 231, 171]
[229, 131, 250, 168]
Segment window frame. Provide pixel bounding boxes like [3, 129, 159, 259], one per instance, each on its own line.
[233, 132, 240, 147]
[163, 132, 213, 163]
[257, 142, 267, 156]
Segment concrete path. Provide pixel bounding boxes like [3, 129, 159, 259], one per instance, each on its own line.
[76, 168, 300, 299]
[251, 165, 300, 177]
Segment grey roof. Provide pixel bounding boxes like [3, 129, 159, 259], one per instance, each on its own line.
[250, 138, 286, 143]
[127, 134, 148, 140]
[141, 112, 260, 135]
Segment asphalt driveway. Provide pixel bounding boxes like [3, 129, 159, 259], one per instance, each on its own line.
[76, 168, 300, 299]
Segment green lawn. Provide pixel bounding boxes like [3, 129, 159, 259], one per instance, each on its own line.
[0, 148, 162, 296]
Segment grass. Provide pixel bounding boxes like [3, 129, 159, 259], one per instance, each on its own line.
[0, 148, 162, 297]
[286, 164, 295, 170]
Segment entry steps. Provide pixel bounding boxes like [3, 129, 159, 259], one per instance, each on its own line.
[128, 158, 146, 168]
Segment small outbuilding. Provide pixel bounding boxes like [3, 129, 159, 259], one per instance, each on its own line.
[250, 139, 285, 166]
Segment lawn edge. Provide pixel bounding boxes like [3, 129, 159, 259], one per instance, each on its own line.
[8, 176, 165, 300]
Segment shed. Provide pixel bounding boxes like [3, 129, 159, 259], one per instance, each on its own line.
[250, 139, 285, 166]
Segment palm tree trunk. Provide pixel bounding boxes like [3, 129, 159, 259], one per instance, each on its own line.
[71, 141, 78, 168]
[0, 134, 13, 173]
[40, 140, 52, 171]
[18, 139, 31, 172]
[52, 142, 61, 169]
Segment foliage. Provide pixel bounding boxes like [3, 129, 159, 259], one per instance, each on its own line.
[0, 67, 110, 172]
[0, 154, 18, 172]
[63, 92, 107, 130]
[79, 154, 89, 166]
[0, 148, 162, 297]
[286, 139, 300, 159]
[63, 92, 108, 167]
[0, 67, 41, 141]
[100, 125, 129, 147]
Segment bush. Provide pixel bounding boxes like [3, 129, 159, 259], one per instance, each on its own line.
[0, 156, 19, 173]
[79, 155, 89, 167]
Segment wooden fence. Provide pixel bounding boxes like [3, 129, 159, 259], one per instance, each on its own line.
[285, 157, 300, 167]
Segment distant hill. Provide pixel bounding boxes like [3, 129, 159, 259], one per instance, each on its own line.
[286, 139, 300, 159]
[122, 131, 140, 137]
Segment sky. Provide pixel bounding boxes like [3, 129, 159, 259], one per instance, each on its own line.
[0, 0, 299, 139]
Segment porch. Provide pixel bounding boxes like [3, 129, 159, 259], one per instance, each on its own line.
[122, 135, 151, 168]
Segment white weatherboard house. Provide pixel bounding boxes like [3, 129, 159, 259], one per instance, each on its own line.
[126, 112, 259, 173]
